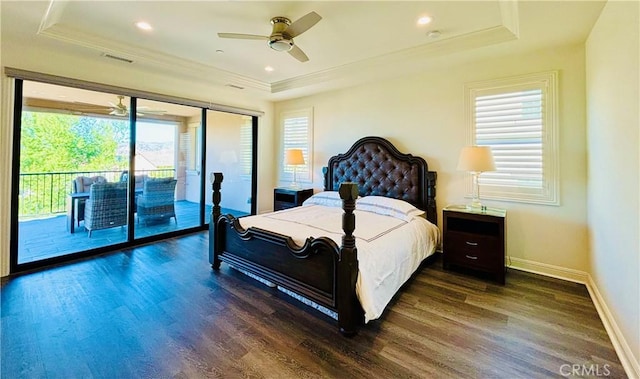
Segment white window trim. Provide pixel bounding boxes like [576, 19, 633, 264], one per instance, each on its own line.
[464, 71, 560, 205]
[280, 108, 313, 184]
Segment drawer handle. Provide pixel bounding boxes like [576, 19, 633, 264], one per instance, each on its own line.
[465, 255, 478, 260]
[465, 241, 478, 246]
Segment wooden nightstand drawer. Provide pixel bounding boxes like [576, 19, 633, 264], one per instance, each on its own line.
[443, 207, 507, 284]
[444, 231, 501, 270]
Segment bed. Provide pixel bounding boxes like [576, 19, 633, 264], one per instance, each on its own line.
[208, 136, 438, 336]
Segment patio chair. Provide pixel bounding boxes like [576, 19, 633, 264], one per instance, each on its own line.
[119, 171, 148, 191]
[136, 178, 177, 225]
[84, 182, 128, 237]
[71, 175, 107, 227]
[119, 171, 148, 208]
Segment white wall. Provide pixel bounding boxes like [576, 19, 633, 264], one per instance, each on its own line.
[275, 44, 589, 275]
[0, 39, 276, 276]
[586, 0, 640, 374]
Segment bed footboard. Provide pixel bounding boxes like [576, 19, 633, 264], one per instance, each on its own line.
[208, 172, 363, 336]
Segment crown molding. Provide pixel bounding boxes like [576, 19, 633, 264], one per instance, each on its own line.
[272, 1, 520, 94]
[38, 0, 520, 98]
[38, 2, 270, 93]
[271, 24, 518, 94]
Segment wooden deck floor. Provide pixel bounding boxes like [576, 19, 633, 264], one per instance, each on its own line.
[17, 201, 244, 264]
[1, 233, 626, 378]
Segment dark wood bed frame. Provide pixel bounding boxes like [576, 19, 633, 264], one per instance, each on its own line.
[209, 136, 437, 336]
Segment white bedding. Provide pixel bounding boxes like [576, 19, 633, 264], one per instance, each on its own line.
[235, 199, 440, 322]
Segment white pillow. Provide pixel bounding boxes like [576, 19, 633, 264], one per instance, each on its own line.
[356, 195, 425, 221]
[302, 191, 344, 208]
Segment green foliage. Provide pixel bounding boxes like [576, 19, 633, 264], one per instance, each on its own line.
[20, 112, 129, 173]
[19, 112, 129, 217]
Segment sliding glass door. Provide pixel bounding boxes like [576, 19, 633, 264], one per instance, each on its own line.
[11, 79, 256, 272]
[16, 81, 132, 263]
[205, 110, 254, 222]
[133, 99, 202, 239]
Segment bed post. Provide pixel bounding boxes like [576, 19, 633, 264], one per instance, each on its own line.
[322, 167, 329, 191]
[209, 172, 223, 270]
[338, 182, 361, 336]
[426, 171, 437, 225]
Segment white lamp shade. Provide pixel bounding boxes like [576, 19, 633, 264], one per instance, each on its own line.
[285, 149, 305, 165]
[457, 146, 496, 172]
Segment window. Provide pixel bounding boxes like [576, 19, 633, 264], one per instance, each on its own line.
[465, 71, 559, 205]
[281, 108, 313, 183]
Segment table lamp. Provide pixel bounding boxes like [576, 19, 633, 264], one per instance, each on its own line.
[285, 148, 305, 188]
[457, 146, 496, 210]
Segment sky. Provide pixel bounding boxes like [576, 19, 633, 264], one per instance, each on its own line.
[137, 121, 175, 143]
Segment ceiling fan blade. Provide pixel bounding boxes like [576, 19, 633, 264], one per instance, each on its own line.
[288, 45, 309, 62]
[72, 103, 110, 111]
[217, 33, 268, 40]
[286, 11, 321, 38]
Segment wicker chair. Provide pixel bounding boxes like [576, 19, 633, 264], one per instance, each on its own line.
[136, 178, 177, 225]
[84, 182, 128, 237]
[119, 171, 148, 208]
[71, 175, 107, 227]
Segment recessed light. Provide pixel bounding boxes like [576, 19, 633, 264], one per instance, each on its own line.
[135, 21, 153, 31]
[216, 49, 224, 54]
[427, 30, 441, 39]
[417, 16, 432, 26]
[265, 66, 274, 72]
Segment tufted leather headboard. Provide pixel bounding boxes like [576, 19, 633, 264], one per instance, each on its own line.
[323, 136, 437, 225]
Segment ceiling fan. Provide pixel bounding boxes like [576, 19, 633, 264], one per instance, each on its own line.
[107, 95, 167, 117]
[218, 11, 322, 62]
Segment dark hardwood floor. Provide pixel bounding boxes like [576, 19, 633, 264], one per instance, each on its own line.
[1, 232, 626, 378]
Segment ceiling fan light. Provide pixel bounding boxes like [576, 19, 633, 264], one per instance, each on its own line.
[268, 34, 294, 52]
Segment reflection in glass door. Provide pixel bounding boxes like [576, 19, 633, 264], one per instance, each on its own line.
[133, 99, 202, 239]
[205, 110, 253, 223]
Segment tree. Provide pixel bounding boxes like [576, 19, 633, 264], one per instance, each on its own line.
[20, 112, 129, 173]
[19, 111, 129, 217]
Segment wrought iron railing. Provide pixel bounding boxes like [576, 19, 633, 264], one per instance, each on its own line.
[18, 169, 175, 218]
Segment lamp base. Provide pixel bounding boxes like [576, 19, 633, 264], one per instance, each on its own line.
[467, 172, 487, 211]
[466, 198, 488, 212]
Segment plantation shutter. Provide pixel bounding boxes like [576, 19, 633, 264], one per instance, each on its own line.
[466, 71, 559, 205]
[475, 89, 543, 189]
[282, 109, 312, 181]
[239, 119, 252, 178]
[179, 132, 192, 170]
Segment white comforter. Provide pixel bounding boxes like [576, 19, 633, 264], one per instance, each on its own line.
[236, 204, 440, 322]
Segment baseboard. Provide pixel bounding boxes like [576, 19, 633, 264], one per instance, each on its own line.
[507, 256, 588, 284]
[507, 256, 639, 379]
[586, 274, 640, 379]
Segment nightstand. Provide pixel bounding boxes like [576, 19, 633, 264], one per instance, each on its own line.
[443, 205, 506, 284]
[274, 187, 313, 211]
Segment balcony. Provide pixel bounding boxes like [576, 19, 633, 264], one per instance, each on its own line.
[18, 169, 176, 219]
[16, 169, 237, 264]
